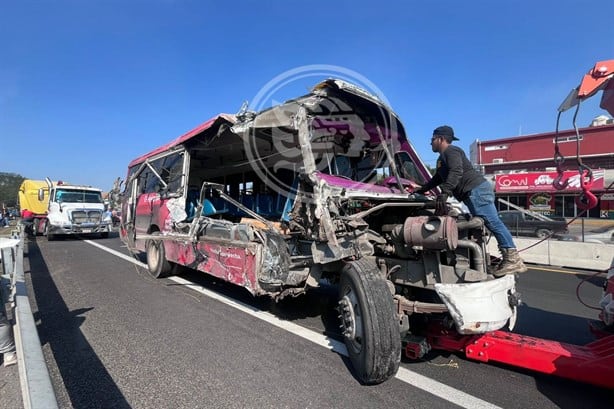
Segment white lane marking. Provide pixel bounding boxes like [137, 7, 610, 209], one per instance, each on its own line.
[85, 240, 501, 409]
[85, 240, 147, 267]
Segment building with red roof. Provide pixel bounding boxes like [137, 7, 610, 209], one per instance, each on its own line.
[470, 120, 614, 219]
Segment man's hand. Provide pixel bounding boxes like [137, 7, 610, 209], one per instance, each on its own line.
[435, 193, 448, 215]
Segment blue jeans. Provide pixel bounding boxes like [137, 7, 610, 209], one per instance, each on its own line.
[463, 181, 516, 249]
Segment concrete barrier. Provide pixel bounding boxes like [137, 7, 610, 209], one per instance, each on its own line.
[487, 237, 614, 271]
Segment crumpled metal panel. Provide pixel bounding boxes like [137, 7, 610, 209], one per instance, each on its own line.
[434, 275, 517, 334]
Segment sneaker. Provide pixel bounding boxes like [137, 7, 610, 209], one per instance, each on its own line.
[3, 352, 17, 367]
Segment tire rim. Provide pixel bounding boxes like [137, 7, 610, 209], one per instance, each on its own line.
[339, 288, 364, 353]
[147, 241, 159, 269]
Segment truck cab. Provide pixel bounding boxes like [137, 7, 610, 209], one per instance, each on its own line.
[26, 179, 112, 240]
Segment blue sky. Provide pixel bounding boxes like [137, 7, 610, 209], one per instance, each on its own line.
[1, 0, 613, 192]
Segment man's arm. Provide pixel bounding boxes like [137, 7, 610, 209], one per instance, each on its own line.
[416, 172, 443, 193]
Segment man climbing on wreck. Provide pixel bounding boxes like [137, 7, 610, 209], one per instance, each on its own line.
[415, 125, 527, 276]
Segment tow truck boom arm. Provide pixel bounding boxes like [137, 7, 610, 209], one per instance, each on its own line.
[558, 60, 614, 116]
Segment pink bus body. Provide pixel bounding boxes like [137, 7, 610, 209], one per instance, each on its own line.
[120, 79, 513, 384]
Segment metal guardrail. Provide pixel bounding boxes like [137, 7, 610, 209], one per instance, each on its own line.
[1, 228, 58, 409]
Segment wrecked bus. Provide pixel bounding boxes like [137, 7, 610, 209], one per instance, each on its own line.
[120, 79, 518, 384]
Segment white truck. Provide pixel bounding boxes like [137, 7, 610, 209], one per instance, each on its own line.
[25, 178, 112, 240]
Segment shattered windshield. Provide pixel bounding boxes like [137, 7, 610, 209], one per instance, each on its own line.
[321, 150, 388, 183]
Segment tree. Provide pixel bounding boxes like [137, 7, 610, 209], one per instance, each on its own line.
[0, 172, 26, 208]
[424, 164, 436, 176]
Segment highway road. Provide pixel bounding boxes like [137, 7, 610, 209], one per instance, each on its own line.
[11, 233, 614, 408]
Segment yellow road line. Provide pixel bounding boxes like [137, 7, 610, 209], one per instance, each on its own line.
[530, 265, 606, 275]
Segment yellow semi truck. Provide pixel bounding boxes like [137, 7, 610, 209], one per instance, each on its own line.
[18, 178, 112, 240]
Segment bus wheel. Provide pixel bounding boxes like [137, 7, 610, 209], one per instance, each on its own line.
[32, 219, 39, 236]
[146, 232, 172, 278]
[338, 259, 401, 384]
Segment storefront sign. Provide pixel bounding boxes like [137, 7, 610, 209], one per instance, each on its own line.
[495, 169, 605, 192]
[528, 192, 553, 211]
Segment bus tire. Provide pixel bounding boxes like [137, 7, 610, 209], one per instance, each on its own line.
[338, 258, 401, 384]
[147, 232, 172, 278]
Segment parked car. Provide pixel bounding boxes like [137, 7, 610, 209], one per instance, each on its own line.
[498, 210, 568, 238]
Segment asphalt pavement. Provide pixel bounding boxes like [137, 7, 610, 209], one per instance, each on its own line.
[1, 233, 612, 409]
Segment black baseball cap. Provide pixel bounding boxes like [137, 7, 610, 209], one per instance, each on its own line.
[433, 125, 459, 141]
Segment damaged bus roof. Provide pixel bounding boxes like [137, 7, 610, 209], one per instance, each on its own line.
[128, 114, 236, 168]
[128, 79, 430, 183]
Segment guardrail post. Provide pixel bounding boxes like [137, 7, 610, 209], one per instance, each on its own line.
[1, 246, 17, 367]
[1, 245, 15, 277]
[1, 243, 17, 369]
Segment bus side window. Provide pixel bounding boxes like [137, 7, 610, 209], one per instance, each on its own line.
[163, 152, 185, 193]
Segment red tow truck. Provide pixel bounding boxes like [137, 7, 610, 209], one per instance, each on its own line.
[404, 60, 614, 389]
